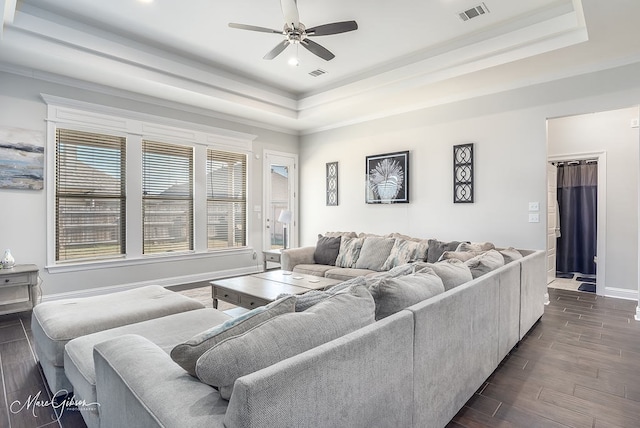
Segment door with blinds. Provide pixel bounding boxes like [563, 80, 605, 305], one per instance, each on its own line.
[263, 150, 297, 251]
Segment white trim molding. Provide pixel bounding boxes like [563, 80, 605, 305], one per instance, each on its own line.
[604, 287, 639, 302]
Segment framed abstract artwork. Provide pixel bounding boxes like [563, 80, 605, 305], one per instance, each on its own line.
[0, 127, 45, 190]
[453, 143, 474, 203]
[365, 150, 409, 204]
[326, 161, 338, 206]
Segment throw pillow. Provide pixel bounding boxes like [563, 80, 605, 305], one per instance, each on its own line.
[426, 239, 462, 263]
[324, 231, 357, 238]
[195, 284, 375, 400]
[498, 247, 523, 264]
[313, 235, 342, 265]
[277, 276, 367, 312]
[421, 259, 473, 291]
[367, 268, 445, 320]
[439, 250, 482, 262]
[381, 239, 420, 270]
[170, 295, 296, 376]
[465, 249, 505, 278]
[389, 233, 429, 260]
[335, 237, 365, 268]
[456, 242, 495, 252]
[355, 237, 395, 271]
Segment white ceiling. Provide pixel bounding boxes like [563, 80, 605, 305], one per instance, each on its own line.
[1, 0, 639, 134]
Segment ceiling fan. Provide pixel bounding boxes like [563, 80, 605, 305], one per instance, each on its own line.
[228, 0, 358, 61]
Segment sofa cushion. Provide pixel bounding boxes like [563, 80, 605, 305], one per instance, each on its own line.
[355, 237, 395, 271]
[367, 269, 445, 320]
[195, 284, 375, 400]
[426, 239, 462, 263]
[325, 267, 376, 281]
[499, 247, 524, 264]
[292, 264, 334, 277]
[335, 237, 365, 268]
[170, 296, 296, 376]
[313, 235, 342, 266]
[456, 242, 495, 252]
[389, 233, 430, 260]
[420, 259, 473, 291]
[381, 239, 420, 270]
[465, 250, 505, 278]
[439, 250, 484, 262]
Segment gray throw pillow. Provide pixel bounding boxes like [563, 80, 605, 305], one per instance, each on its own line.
[355, 237, 395, 271]
[335, 237, 365, 268]
[367, 268, 445, 320]
[465, 250, 505, 278]
[426, 239, 462, 263]
[195, 284, 375, 400]
[439, 250, 482, 262]
[313, 235, 342, 265]
[422, 259, 473, 291]
[170, 296, 296, 376]
[456, 242, 495, 252]
[499, 247, 523, 264]
[277, 276, 367, 312]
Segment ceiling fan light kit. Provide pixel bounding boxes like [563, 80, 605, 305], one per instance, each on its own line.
[228, 0, 358, 62]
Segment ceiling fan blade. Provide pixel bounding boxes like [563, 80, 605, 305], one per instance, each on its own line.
[280, 0, 299, 28]
[229, 23, 282, 34]
[301, 39, 335, 61]
[306, 21, 358, 36]
[263, 40, 290, 60]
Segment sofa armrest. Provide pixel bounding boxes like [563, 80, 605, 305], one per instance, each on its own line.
[281, 246, 315, 271]
[93, 334, 227, 428]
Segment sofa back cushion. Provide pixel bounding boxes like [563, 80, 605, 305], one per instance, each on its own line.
[426, 239, 462, 263]
[420, 259, 473, 291]
[313, 235, 342, 265]
[335, 237, 365, 268]
[355, 237, 395, 271]
[367, 269, 445, 320]
[170, 296, 296, 376]
[195, 284, 375, 400]
[498, 247, 524, 264]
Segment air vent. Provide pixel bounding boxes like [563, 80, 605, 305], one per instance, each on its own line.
[309, 69, 327, 77]
[458, 2, 490, 21]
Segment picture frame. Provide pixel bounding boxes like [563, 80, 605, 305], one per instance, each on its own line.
[453, 143, 474, 203]
[326, 161, 338, 206]
[365, 150, 409, 204]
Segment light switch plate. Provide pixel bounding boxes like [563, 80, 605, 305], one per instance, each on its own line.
[528, 213, 540, 223]
[528, 202, 540, 211]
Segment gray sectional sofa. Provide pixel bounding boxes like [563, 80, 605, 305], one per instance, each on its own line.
[35, 233, 546, 428]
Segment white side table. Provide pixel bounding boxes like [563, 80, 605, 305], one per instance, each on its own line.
[263, 249, 282, 271]
[0, 264, 39, 315]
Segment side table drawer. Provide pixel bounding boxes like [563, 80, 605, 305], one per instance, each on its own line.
[0, 273, 32, 287]
[264, 252, 280, 263]
[213, 287, 241, 305]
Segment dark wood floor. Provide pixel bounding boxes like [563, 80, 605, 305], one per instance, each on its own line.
[1, 287, 639, 427]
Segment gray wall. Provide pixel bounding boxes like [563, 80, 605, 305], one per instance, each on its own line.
[0, 72, 298, 298]
[299, 63, 640, 296]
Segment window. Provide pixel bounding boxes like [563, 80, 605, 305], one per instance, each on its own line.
[207, 149, 247, 249]
[142, 140, 194, 254]
[55, 129, 126, 262]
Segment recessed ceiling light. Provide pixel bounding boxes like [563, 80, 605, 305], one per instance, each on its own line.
[138, 0, 154, 3]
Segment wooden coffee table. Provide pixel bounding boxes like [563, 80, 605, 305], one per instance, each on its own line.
[211, 270, 342, 310]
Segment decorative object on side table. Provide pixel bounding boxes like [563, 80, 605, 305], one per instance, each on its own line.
[453, 143, 474, 203]
[365, 150, 409, 204]
[1, 249, 15, 269]
[277, 210, 292, 249]
[326, 161, 338, 206]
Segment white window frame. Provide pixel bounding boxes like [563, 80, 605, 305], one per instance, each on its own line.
[43, 94, 256, 273]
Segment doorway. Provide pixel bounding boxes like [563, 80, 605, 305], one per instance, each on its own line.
[547, 152, 606, 295]
[263, 150, 298, 252]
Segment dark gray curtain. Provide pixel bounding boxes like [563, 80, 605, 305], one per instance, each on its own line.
[556, 161, 597, 275]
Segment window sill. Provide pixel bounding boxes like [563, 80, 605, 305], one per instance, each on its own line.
[45, 247, 253, 274]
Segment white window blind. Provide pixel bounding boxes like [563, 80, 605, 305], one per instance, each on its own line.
[142, 140, 194, 254]
[207, 149, 247, 249]
[55, 129, 126, 262]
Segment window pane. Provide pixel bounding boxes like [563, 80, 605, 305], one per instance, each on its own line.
[207, 150, 247, 249]
[56, 129, 126, 262]
[143, 140, 193, 254]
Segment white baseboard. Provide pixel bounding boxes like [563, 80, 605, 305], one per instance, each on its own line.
[41, 266, 260, 302]
[604, 286, 639, 301]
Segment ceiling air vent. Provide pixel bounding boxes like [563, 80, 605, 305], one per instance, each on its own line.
[458, 3, 490, 21]
[309, 69, 327, 77]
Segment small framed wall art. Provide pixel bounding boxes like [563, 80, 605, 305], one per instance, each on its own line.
[365, 150, 409, 204]
[326, 161, 338, 206]
[453, 143, 474, 203]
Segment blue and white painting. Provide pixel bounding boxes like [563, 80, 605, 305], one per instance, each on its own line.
[0, 127, 44, 190]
